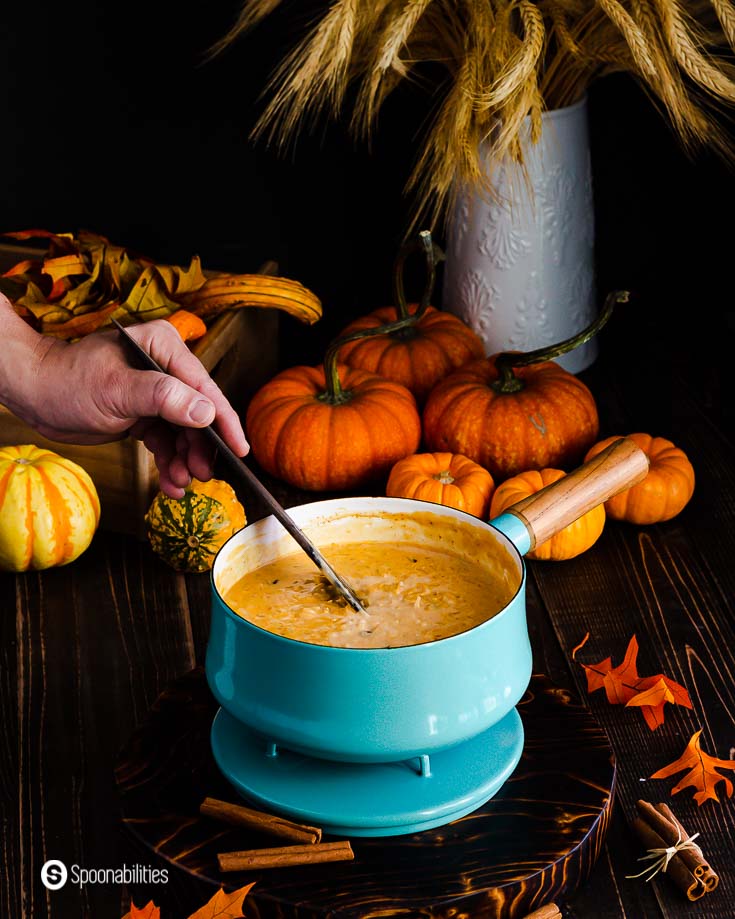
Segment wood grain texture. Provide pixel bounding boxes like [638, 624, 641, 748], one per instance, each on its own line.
[115, 669, 614, 919]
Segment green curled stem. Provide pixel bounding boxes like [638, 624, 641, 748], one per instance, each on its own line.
[321, 231, 438, 403]
[492, 289, 630, 394]
[392, 230, 445, 323]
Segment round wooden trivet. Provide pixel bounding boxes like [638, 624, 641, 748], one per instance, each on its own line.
[115, 670, 615, 919]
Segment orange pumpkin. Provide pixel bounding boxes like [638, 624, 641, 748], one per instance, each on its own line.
[338, 304, 484, 406]
[336, 232, 484, 405]
[490, 468, 606, 560]
[0, 444, 100, 570]
[584, 433, 695, 524]
[423, 291, 627, 481]
[166, 309, 207, 342]
[246, 360, 421, 492]
[386, 452, 495, 518]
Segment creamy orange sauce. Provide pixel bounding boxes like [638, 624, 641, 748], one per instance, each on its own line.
[222, 540, 517, 649]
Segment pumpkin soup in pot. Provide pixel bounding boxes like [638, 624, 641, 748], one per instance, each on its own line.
[222, 511, 518, 649]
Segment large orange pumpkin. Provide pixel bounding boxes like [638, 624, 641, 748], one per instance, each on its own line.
[386, 452, 495, 518]
[336, 232, 484, 405]
[584, 433, 695, 524]
[423, 291, 627, 480]
[246, 360, 421, 492]
[0, 444, 100, 571]
[490, 468, 606, 560]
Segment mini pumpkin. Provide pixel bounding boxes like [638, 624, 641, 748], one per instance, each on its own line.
[246, 338, 421, 492]
[0, 444, 100, 571]
[386, 452, 495, 518]
[584, 433, 695, 524]
[336, 233, 484, 405]
[145, 477, 246, 572]
[423, 291, 627, 480]
[490, 468, 606, 560]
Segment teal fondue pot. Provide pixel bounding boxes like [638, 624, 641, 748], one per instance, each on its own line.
[206, 438, 648, 836]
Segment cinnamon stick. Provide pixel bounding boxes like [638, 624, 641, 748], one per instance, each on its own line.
[520, 904, 562, 919]
[218, 840, 354, 873]
[635, 801, 704, 881]
[655, 803, 719, 891]
[631, 817, 706, 901]
[200, 797, 322, 844]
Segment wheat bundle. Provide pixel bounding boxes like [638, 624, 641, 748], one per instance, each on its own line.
[214, 0, 735, 231]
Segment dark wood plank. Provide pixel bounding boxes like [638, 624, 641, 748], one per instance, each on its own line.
[116, 671, 615, 919]
[529, 301, 735, 918]
[2, 530, 201, 919]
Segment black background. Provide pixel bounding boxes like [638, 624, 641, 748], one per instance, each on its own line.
[1, 0, 734, 368]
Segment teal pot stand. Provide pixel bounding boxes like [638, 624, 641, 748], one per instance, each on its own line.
[210, 705, 524, 837]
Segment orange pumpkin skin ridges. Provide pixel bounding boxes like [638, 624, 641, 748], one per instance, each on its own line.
[422, 356, 599, 481]
[386, 452, 495, 518]
[584, 433, 695, 524]
[337, 305, 485, 405]
[490, 468, 606, 560]
[245, 363, 422, 491]
[0, 444, 100, 571]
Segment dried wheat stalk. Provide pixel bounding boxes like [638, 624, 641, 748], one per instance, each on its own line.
[212, 0, 735, 232]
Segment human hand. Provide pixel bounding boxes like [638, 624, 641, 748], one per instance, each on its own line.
[18, 315, 248, 497]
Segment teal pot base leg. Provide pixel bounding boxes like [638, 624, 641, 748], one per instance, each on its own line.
[211, 706, 524, 837]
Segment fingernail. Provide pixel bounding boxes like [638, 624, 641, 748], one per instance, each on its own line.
[189, 399, 215, 424]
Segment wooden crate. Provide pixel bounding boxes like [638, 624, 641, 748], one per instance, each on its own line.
[0, 247, 279, 538]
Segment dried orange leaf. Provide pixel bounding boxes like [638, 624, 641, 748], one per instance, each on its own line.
[123, 265, 179, 320]
[2, 258, 42, 278]
[572, 634, 692, 729]
[651, 729, 735, 805]
[121, 901, 161, 919]
[42, 302, 123, 339]
[42, 253, 88, 283]
[156, 255, 207, 296]
[187, 882, 255, 919]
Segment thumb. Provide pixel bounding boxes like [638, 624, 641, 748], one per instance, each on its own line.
[120, 370, 216, 428]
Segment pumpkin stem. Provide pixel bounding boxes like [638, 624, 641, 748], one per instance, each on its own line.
[492, 290, 629, 393]
[392, 230, 443, 326]
[321, 232, 439, 403]
[434, 470, 455, 485]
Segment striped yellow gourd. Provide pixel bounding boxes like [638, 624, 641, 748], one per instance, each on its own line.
[0, 444, 100, 571]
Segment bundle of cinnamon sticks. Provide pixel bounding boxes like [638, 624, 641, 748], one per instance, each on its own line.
[199, 797, 354, 872]
[631, 800, 719, 901]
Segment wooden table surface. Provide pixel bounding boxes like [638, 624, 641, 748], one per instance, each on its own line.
[1, 295, 734, 919]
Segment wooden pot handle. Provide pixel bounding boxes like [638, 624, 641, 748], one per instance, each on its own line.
[503, 437, 649, 550]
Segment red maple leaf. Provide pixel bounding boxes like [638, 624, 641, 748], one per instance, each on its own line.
[651, 729, 735, 805]
[571, 633, 692, 729]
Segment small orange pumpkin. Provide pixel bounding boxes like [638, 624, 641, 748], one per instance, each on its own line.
[166, 309, 207, 342]
[336, 233, 484, 405]
[386, 452, 495, 518]
[423, 291, 627, 481]
[490, 468, 606, 560]
[584, 433, 695, 524]
[246, 358, 421, 492]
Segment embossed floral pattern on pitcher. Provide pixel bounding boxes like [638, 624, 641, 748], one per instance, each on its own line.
[443, 96, 597, 375]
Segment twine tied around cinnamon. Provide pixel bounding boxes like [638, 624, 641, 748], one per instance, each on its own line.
[626, 827, 702, 883]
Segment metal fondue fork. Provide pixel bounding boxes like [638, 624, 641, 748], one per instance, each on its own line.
[112, 318, 368, 615]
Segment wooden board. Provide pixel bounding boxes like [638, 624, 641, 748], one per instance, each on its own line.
[0, 244, 279, 538]
[115, 669, 615, 919]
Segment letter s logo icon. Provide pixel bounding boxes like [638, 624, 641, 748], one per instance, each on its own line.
[41, 860, 68, 890]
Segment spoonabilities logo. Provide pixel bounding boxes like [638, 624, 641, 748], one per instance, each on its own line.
[41, 860, 68, 890]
